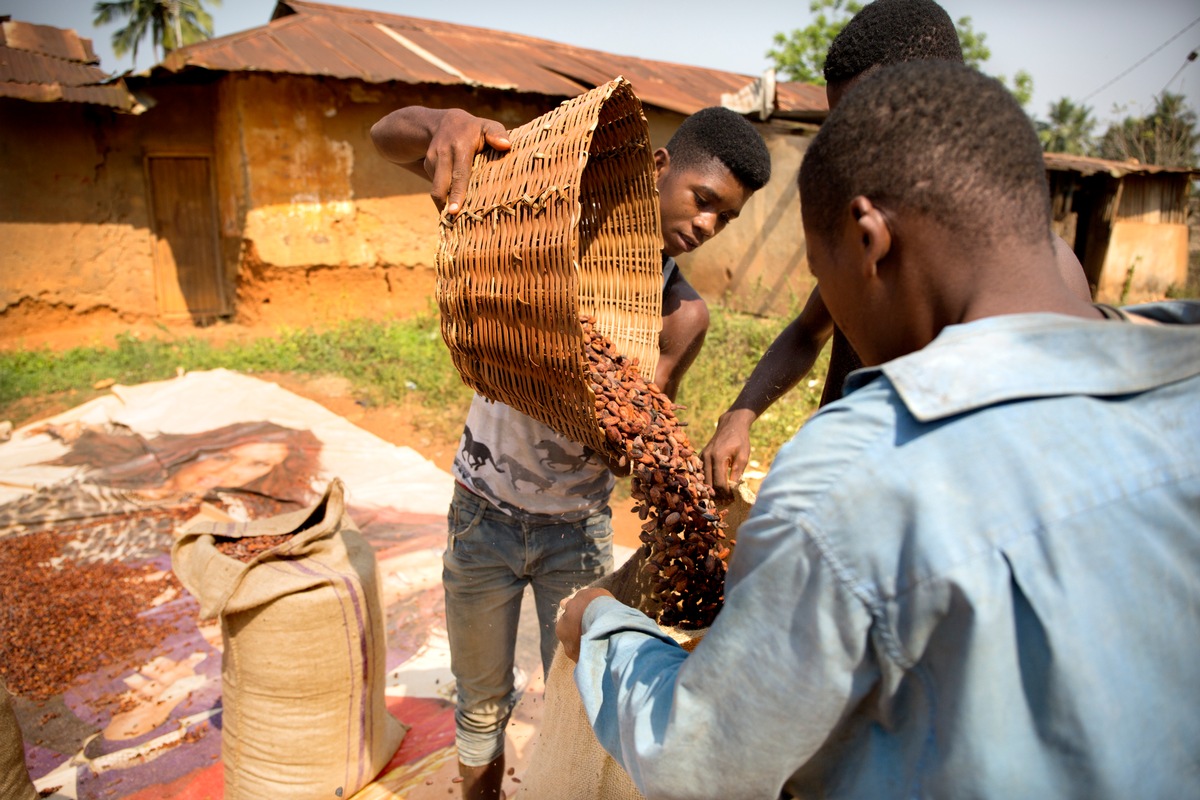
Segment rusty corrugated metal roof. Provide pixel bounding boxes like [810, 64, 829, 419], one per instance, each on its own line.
[153, 0, 828, 119]
[775, 81, 828, 121]
[0, 17, 141, 111]
[1044, 152, 1199, 178]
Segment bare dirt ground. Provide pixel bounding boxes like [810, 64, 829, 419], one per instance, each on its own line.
[0, 265, 442, 351]
[0, 302, 267, 353]
[0, 313, 648, 549]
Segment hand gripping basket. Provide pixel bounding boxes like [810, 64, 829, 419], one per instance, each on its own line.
[436, 77, 663, 452]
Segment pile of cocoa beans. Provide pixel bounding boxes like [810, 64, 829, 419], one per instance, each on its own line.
[214, 532, 296, 563]
[581, 316, 731, 629]
[0, 530, 183, 701]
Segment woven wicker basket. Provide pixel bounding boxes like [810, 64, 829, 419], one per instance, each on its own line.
[436, 77, 663, 452]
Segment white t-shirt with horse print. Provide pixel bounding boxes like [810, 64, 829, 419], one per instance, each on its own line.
[450, 258, 677, 520]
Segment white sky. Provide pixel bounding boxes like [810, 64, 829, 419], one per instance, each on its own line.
[7, 0, 1200, 128]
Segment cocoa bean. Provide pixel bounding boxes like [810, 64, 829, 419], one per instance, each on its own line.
[580, 315, 731, 629]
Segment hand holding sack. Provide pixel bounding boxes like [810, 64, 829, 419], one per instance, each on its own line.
[518, 483, 756, 799]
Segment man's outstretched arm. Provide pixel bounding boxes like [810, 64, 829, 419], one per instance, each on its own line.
[701, 287, 833, 494]
[370, 106, 511, 214]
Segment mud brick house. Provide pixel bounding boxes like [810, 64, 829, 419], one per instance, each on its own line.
[0, 17, 149, 334]
[1044, 153, 1198, 302]
[3, 3, 1192, 335]
[0, 1, 826, 334]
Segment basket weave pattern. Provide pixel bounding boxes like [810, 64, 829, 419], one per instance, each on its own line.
[436, 77, 663, 451]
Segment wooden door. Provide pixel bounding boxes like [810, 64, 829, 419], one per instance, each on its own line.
[146, 155, 228, 320]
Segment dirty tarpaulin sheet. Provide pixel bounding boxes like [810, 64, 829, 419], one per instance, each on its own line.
[0, 368, 528, 799]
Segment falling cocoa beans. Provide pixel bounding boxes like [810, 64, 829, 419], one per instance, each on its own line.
[581, 316, 730, 629]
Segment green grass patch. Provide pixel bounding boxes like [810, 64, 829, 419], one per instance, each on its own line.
[1166, 249, 1200, 299]
[0, 315, 474, 437]
[0, 308, 826, 475]
[675, 308, 828, 473]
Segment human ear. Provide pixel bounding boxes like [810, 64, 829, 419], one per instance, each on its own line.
[653, 148, 670, 179]
[850, 196, 892, 277]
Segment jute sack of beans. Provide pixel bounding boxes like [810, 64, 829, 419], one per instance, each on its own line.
[516, 484, 756, 800]
[1, 680, 38, 800]
[171, 478, 405, 800]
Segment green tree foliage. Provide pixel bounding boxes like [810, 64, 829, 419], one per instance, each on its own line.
[93, 0, 220, 66]
[766, 0, 864, 85]
[767, 1, 1034, 107]
[1098, 92, 1200, 168]
[954, 17, 989, 68]
[1001, 70, 1034, 109]
[1037, 97, 1098, 155]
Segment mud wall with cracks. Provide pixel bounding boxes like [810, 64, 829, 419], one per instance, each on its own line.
[0, 86, 217, 328]
[0, 99, 154, 320]
[224, 80, 818, 325]
[2, 73, 818, 337]
[221, 75, 556, 326]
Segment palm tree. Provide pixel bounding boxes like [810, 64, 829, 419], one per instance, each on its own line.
[1037, 98, 1097, 155]
[1099, 92, 1199, 168]
[93, 0, 221, 67]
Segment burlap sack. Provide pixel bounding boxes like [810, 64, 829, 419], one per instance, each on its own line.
[517, 484, 756, 799]
[1, 680, 38, 800]
[171, 478, 405, 800]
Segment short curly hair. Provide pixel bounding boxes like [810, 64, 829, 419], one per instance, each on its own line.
[665, 107, 771, 190]
[800, 61, 1051, 248]
[824, 0, 963, 85]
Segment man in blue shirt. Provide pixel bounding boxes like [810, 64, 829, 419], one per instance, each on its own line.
[700, 0, 1093, 497]
[557, 61, 1200, 799]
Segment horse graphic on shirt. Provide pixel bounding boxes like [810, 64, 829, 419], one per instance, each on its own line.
[534, 439, 587, 472]
[566, 469, 614, 504]
[495, 454, 553, 493]
[461, 426, 504, 472]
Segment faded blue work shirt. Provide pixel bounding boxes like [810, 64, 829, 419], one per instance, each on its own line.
[576, 302, 1200, 800]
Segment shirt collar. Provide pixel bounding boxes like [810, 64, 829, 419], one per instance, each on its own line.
[843, 304, 1200, 423]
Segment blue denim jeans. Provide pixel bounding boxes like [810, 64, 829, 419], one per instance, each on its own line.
[443, 483, 614, 766]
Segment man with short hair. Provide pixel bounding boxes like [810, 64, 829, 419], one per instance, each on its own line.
[372, 101, 770, 800]
[701, 0, 1092, 495]
[559, 60, 1200, 800]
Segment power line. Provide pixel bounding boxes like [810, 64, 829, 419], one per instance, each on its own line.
[1083, 14, 1200, 102]
[1160, 46, 1198, 95]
